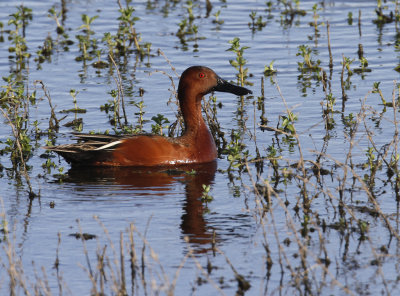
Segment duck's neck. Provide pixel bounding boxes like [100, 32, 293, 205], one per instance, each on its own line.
[178, 87, 217, 160]
[179, 88, 207, 135]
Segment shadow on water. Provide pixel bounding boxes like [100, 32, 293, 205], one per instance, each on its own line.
[64, 161, 217, 254]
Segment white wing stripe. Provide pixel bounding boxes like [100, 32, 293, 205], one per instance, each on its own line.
[94, 140, 122, 151]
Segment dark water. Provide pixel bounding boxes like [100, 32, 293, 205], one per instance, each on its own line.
[1, 0, 400, 295]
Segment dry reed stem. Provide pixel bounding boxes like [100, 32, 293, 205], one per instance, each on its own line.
[94, 217, 125, 293]
[245, 164, 356, 295]
[54, 232, 64, 296]
[287, 87, 400, 291]
[35, 80, 64, 132]
[241, 81, 400, 294]
[119, 232, 127, 295]
[157, 49, 179, 78]
[148, 69, 178, 106]
[326, 21, 333, 69]
[129, 223, 137, 295]
[183, 237, 226, 295]
[109, 53, 128, 126]
[0, 220, 32, 296]
[304, 154, 393, 294]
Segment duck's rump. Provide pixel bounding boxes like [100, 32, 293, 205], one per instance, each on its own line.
[44, 133, 127, 165]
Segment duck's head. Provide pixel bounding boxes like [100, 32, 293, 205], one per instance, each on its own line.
[178, 66, 252, 99]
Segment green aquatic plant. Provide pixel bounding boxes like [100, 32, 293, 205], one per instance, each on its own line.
[266, 142, 281, 175]
[373, 0, 394, 27]
[342, 112, 356, 127]
[48, 6, 64, 34]
[224, 130, 249, 170]
[257, 78, 268, 128]
[102, 32, 117, 57]
[191, 25, 199, 51]
[176, 1, 201, 50]
[363, 146, 381, 188]
[279, 111, 298, 135]
[353, 56, 371, 76]
[58, 89, 86, 131]
[279, 0, 306, 27]
[176, 18, 189, 39]
[212, 10, 224, 25]
[310, 3, 322, 30]
[177, 1, 196, 36]
[0, 74, 40, 198]
[35, 35, 54, 66]
[323, 93, 336, 114]
[342, 112, 357, 136]
[0, 216, 8, 237]
[227, 37, 252, 87]
[186, 0, 195, 22]
[151, 114, 170, 135]
[347, 11, 353, 25]
[79, 14, 98, 38]
[69, 89, 86, 113]
[309, 3, 322, 44]
[92, 50, 109, 69]
[133, 92, 146, 133]
[372, 81, 393, 107]
[265, 1, 274, 16]
[117, 5, 141, 53]
[296, 44, 321, 71]
[100, 89, 121, 127]
[264, 61, 277, 76]
[8, 5, 32, 37]
[364, 147, 377, 170]
[358, 219, 369, 240]
[7, 5, 32, 71]
[342, 56, 355, 76]
[339, 55, 355, 100]
[75, 14, 98, 61]
[248, 11, 267, 32]
[143, 42, 152, 65]
[41, 157, 57, 174]
[201, 184, 213, 202]
[46, 6, 73, 53]
[360, 56, 369, 69]
[321, 70, 336, 130]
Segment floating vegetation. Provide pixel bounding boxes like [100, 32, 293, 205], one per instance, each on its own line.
[248, 11, 267, 32]
[212, 10, 224, 26]
[263, 61, 277, 76]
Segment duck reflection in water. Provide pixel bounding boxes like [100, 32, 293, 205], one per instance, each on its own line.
[65, 162, 217, 253]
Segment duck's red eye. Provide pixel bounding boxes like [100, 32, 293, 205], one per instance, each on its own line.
[199, 72, 205, 78]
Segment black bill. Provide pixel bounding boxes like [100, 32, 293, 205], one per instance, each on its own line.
[212, 76, 252, 96]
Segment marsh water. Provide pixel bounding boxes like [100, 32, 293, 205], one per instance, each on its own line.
[1, 0, 400, 295]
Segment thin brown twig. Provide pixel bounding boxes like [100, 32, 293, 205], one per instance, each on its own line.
[109, 53, 128, 126]
[327, 21, 333, 69]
